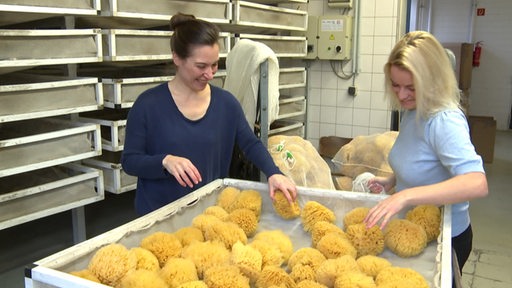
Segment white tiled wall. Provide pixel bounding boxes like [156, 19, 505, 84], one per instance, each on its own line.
[306, 0, 401, 148]
[431, 0, 512, 130]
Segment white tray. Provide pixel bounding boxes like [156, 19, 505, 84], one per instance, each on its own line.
[0, 29, 102, 74]
[79, 109, 128, 152]
[102, 30, 230, 62]
[0, 164, 104, 230]
[26, 178, 452, 288]
[0, 118, 102, 177]
[235, 34, 307, 58]
[232, 1, 307, 32]
[82, 151, 137, 195]
[0, 76, 102, 123]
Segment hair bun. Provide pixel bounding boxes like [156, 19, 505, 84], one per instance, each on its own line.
[170, 13, 196, 31]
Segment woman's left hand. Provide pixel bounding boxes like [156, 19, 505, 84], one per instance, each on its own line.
[268, 174, 297, 203]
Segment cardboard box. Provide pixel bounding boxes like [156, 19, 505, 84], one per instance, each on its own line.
[319, 136, 353, 158]
[443, 42, 474, 90]
[468, 116, 496, 163]
[459, 43, 474, 90]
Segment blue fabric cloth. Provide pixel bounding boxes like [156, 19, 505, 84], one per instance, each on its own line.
[389, 109, 485, 237]
[121, 83, 281, 215]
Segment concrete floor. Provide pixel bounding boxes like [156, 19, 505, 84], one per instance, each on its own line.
[0, 130, 511, 288]
[461, 130, 512, 288]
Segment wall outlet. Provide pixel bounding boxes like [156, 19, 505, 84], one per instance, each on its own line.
[348, 86, 357, 96]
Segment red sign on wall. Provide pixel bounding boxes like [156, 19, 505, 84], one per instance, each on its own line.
[477, 8, 486, 16]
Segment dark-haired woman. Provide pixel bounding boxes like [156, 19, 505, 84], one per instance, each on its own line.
[121, 13, 297, 215]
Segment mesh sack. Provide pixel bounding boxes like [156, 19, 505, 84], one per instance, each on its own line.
[332, 131, 398, 178]
[268, 135, 335, 190]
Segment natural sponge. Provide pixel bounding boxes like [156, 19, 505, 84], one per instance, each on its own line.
[316, 232, 357, 259]
[203, 265, 250, 288]
[118, 269, 168, 288]
[343, 207, 370, 229]
[287, 247, 326, 272]
[203, 205, 230, 221]
[301, 201, 336, 232]
[176, 281, 208, 288]
[253, 230, 294, 264]
[87, 243, 137, 287]
[249, 239, 285, 268]
[384, 219, 428, 257]
[181, 240, 231, 278]
[216, 186, 241, 211]
[356, 255, 392, 278]
[315, 255, 359, 288]
[290, 264, 317, 283]
[129, 247, 160, 272]
[229, 189, 262, 218]
[334, 271, 376, 288]
[192, 213, 223, 234]
[228, 208, 259, 237]
[256, 265, 296, 288]
[311, 221, 347, 247]
[297, 280, 328, 288]
[406, 205, 441, 243]
[272, 189, 301, 219]
[174, 226, 205, 247]
[375, 266, 429, 288]
[203, 219, 248, 249]
[231, 241, 263, 283]
[159, 257, 199, 287]
[345, 223, 385, 257]
[140, 232, 182, 267]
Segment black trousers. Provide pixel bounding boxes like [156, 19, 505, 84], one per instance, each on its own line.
[452, 224, 473, 273]
[452, 224, 473, 288]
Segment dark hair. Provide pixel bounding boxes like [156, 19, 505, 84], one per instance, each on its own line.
[169, 13, 220, 59]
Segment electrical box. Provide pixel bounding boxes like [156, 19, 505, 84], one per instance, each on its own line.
[317, 15, 353, 60]
[305, 15, 352, 60]
[304, 15, 353, 61]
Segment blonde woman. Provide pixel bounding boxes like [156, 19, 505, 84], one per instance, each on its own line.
[364, 31, 488, 272]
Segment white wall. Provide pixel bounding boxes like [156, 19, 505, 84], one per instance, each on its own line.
[431, 0, 512, 130]
[306, 0, 402, 148]
[306, 0, 512, 149]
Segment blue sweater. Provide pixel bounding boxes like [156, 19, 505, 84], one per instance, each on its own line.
[389, 109, 485, 237]
[121, 83, 281, 215]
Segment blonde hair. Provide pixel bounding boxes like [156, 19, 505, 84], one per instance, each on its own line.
[384, 31, 460, 118]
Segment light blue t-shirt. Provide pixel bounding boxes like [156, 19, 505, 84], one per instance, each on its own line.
[388, 109, 484, 237]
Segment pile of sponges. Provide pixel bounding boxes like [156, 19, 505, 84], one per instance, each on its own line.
[385, 204, 442, 257]
[70, 186, 293, 288]
[341, 204, 442, 258]
[69, 186, 439, 288]
[278, 197, 436, 287]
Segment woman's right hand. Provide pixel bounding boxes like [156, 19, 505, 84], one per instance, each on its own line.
[367, 176, 395, 194]
[162, 155, 202, 188]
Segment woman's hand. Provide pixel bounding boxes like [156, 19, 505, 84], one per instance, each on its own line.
[268, 174, 297, 203]
[367, 176, 395, 194]
[162, 155, 202, 188]
[364, 190, 410, 229]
